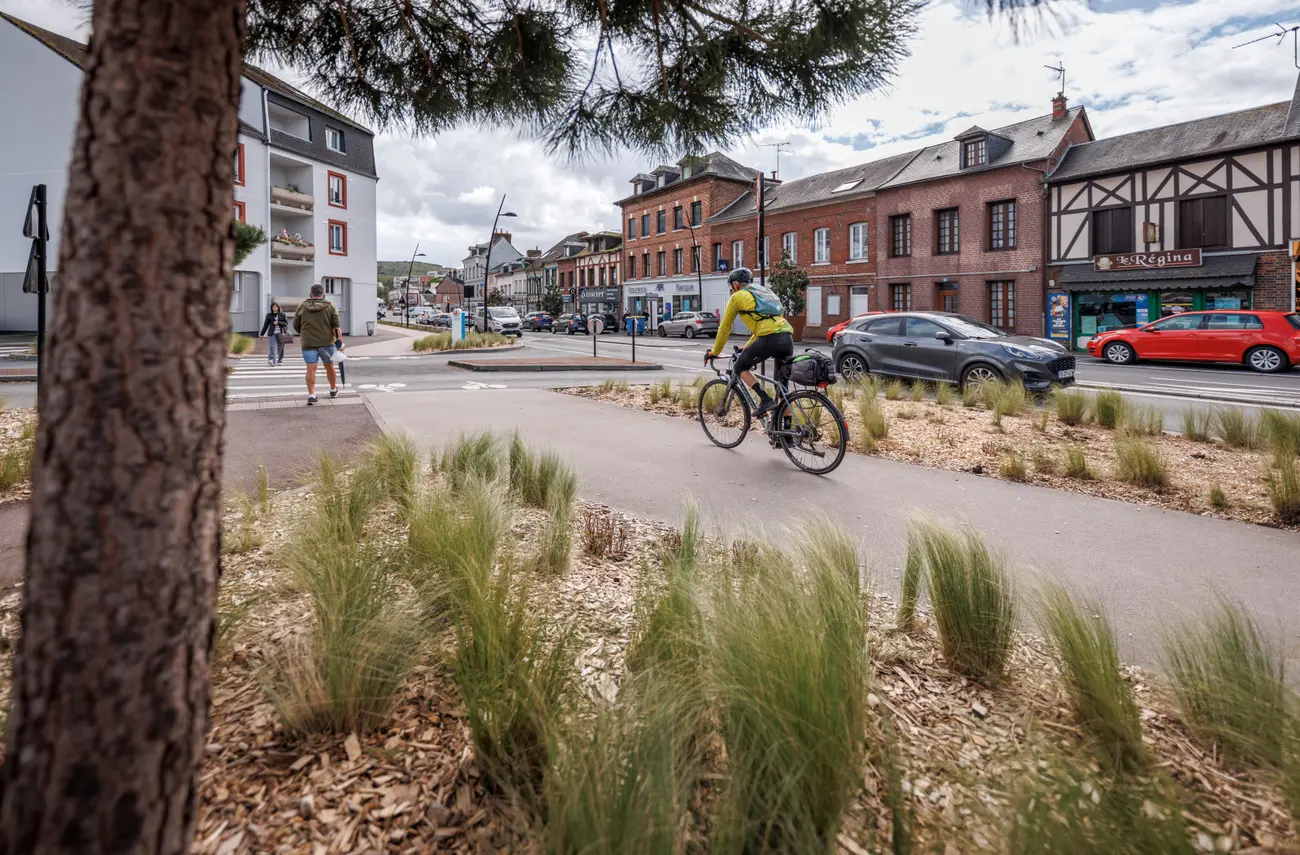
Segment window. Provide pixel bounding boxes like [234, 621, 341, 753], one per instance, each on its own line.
[890, 215, 912, 257]
[962, 138, 986, 168]
[814, 228, 830, 263]
[760, 236, 769, 268]
[641, 214, 650, 236]
[827, 294, 841, 315]
[863, 316, 902, 336]
[692, 245, 701, 273]
[673, 206, 684, 229]
[233, 200, 246, 223]
[1204, 313, 1263, 330]
[599, 266, 606, 287]
[935, 209, 959, 254]
[628, 254, 636, 278]
[782, 232, 798, 264]
[1091, 207, 1134, 255]
[673, 248, 683, 274]
[1178, 196, 1228, 249]
[1149, 314, 1204, 331]
[832, 179, 862, 193]
[657, 251, 666, 276]
[905, 317, 945, 338]
[732, 240, 744, 268]
[656, 210, 667, 234]
[939, 287, 959, 313]
[327, 171, 347, 208]
[643, 251, 650, 276]
[849, 222, 870, 260]
[328, 220, 347, 255]
[230, 271, 244, 312]
[891, 284, 912, 311]
[628, 217, 637, 240]
[988, 200, 1016, 250]
[234, 144, 245, 186]
[989, 281, 1015, 329]
[691, 201, 702, 227]
[326, 127, 345, 152]
[713, 243, 723, 270]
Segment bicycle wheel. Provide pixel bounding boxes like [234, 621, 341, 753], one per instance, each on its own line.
[775, 390, 848, 475]
[698, 378, 751, 448]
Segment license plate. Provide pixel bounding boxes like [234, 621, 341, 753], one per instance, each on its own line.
[1057, 368, 1075, 379]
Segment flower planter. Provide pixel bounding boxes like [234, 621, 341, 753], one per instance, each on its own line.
[270, 186, 314, 210]
[270, 242, 315, 261]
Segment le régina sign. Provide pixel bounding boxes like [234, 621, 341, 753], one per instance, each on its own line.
[1093, 249, 1202, 272]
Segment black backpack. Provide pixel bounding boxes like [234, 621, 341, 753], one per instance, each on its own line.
[787, 350, 836, 387]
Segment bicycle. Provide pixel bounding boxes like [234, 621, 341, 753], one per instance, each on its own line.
[700, 348, 849, 475]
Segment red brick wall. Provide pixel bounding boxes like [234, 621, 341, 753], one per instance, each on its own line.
[1254, 249, 1295, 311]
[618, 178, 751, 285]
[874, 112, 1091, 337]
[555, 256, 578, 298]
[710, 195, 880, 341]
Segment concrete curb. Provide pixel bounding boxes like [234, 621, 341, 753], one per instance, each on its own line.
[409, 345, 525, 357]
[0, 375, 36, 384]
[448, 360, 664, 373]
[1075, 380, 1300, 410]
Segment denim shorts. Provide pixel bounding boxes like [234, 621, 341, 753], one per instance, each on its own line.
[301, 345, 337, 365]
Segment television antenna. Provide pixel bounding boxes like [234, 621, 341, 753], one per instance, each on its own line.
[1044, 62, 1066, 96]
[763, 142, 791, 179]
[1232, 23, 1300, 68]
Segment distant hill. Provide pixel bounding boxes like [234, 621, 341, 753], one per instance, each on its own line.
[377, 260, 452, 279]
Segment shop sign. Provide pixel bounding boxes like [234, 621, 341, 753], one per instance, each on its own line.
[1093, 249, 1201, 271]
[624, 285, 647, 296]
[1047, 291, 1070, 341]
[579, 287, 620, 302]
[674, 282, 697, 293]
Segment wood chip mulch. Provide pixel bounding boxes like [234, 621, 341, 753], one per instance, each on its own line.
[0, 407, 36, 505]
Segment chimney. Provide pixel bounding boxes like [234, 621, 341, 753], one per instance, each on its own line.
[493, 230, 512, 243]
[526, 248, 541, 258]
[1052, 94, 1068, 120]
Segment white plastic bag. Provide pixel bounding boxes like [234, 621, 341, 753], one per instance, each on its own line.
[330, 348, 347, 363]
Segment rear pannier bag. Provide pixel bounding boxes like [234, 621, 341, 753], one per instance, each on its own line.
[788, 350, 836, 387]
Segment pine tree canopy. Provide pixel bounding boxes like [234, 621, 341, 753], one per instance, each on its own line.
[244, 0, 951, 155]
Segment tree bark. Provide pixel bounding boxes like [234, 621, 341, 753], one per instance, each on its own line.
[0, 0, 245, 851]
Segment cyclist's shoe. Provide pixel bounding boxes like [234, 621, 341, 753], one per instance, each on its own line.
[754, 397, 778, 419]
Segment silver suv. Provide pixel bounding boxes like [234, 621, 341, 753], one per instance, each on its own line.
[476, 306, 523, 337]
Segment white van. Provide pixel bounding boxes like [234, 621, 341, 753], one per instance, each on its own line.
[476, 306, 523, 337]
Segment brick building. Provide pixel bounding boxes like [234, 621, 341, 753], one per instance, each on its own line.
[617, 153, 756, 328]
[873, 96, 1093, 337]
[572, 231, 623, 318]
[1045, 75, 1300, 349]
[708, 152, 917, 340]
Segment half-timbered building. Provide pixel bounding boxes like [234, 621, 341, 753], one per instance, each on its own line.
[1045, 75, 1300, 350]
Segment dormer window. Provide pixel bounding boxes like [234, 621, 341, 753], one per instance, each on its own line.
[962, 138, 986, 168]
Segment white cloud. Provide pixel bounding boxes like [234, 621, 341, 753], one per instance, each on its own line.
[5, 0, 1297, 266]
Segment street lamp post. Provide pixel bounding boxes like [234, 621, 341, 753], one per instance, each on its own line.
[483, 195, 518, 336]
[686, 221, 705, 312]
[404, 245, 425, 327]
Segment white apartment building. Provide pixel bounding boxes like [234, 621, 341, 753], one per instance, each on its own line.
[0, 13, 379, 336]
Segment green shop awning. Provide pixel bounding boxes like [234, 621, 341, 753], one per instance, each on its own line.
[1055, 253, 1257, 292]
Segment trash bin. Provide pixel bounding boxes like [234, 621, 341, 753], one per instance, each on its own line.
[626, 316, 646, 336]
[366, 320, 376, 336]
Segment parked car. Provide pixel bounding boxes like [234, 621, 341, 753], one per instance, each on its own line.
[593, 312, 620, 334]
[551, 312, 589, 335]
[657, 311, 721, 339]
[826, 311, 883, 343]
[832, 311, 1075, 390]
[475, 306, 523, 337]
[431, 312, 453, 328]
[1086, 310, 1300, 373]
[523, 311, 553, 331]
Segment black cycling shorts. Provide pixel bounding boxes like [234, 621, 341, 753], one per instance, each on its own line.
[734, 332, 794, 374]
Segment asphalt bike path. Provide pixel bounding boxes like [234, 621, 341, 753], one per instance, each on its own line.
[365, 387, 1300, 674]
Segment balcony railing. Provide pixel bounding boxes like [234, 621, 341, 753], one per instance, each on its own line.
[271, 186, 314, 211]
[270, 240, 315, 263]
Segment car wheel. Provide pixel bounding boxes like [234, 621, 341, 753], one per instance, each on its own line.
[961, 363, 1002, 387]
[686, 327, 696, 339]
[551, 326, 557, 334]
[1245, 346, 1288, 373]
[836, 353, 868, 380]
[657, 326, 667, 338]
[1103, 341, 1136, 365]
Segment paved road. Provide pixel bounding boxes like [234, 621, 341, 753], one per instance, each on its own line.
[366, 388, 1300, 674]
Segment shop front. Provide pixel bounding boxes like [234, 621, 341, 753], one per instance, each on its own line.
[1052, 252, 1257, 351]
[623, 280, 703, 328]
[578, 287, 622, 319]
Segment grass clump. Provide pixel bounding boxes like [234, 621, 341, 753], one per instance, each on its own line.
[413, 331, 511, 352]
[710, 519, 868, 854]
[1092, 389, 1126, 430]
[1114, 437, 1168, 490]
[1032, 448, 1058, 475]
[897, 405, 918, 420]
[909, 381, 927, 402]
[884, 378, 905, 401]
[0, 421, 36, 491]
[1063, 446, 1093, 480]
[983, 378, 1031, 418]
[1036, 586, 1145, 771]
[912, 519, 1015, 682]
[405, 477, 510, 623]
[437, 431, 504, 487]
[859, 395, 889, 441]
[626, 503, 705, 680]
[1209, 483, 1228, 509]
[229, 332, 255, 354]
[897, 525, 923, 633]
[599, 377, 629, 393]
[367, 432, 419, 517]
[934, 382, 954, 406]
[313, 453, 378, 545]
[1052, 387, 1090, 426]
[961, 382, 981, 408]
[582, 507, 629, 560]
[1122, 404, 1164, 437]
[509, 432, 578, 512]
[255, 462, 271, 517]
[1163, 601, 1292, 770]
[1214, 408, 1259, 449]
[222, 492, 262, 556]
[531, 496, 573, 576]
[1181, 407, 1213, 443]
[999, 452, 1028, 482]
[1266, 453, 1300, 524]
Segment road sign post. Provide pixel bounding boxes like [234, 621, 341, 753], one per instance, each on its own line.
[22, 184, 51, 406]
[588, 316, 603, 356]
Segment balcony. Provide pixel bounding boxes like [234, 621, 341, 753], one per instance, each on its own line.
[270, 185, 314, 213]
[270, 238, 315, 265]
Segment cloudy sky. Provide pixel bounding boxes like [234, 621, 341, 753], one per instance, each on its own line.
[4, 0, 1298, 266]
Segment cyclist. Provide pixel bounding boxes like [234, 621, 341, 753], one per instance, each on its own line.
[705, 267, 794, 416]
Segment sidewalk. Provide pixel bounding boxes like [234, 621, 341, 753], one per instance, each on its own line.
[365, 389, 1300, 672]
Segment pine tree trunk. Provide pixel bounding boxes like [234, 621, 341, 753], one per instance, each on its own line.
[0, 0, 245, 851]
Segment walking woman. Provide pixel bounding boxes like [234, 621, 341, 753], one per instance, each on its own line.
[260, 301, 290, 365]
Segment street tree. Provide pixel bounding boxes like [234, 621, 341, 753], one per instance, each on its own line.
[4, 0, 1045, 851]
[541, 283, 564, 316]
[769, 250, 810, 317]
[487, 286, 508, 307]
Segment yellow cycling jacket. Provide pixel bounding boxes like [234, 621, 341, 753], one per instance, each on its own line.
[709, 288, 794, 355]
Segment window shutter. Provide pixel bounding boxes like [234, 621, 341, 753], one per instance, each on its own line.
[1205, 197, 1227, 247]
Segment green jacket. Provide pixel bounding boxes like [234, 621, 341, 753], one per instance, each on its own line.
[294, 298, 340, 348]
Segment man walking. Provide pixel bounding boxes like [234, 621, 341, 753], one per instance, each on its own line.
[293, 283, 342, 406]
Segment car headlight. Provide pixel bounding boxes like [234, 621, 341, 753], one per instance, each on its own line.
[1001, 343, 1037, 359]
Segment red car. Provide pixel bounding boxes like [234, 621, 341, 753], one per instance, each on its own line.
[1086, 310, 1300, 373]
[826, 311, 883, 343]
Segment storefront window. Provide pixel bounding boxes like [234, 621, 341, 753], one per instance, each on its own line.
[1077, 292, 1148, 338]
[1159, 291, 1194, 318]
[1205, 290, 1251, 310]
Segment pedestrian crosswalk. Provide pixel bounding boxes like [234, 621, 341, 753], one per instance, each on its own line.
[0, 344, 33, 357]
[226, 359, 359, 403]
